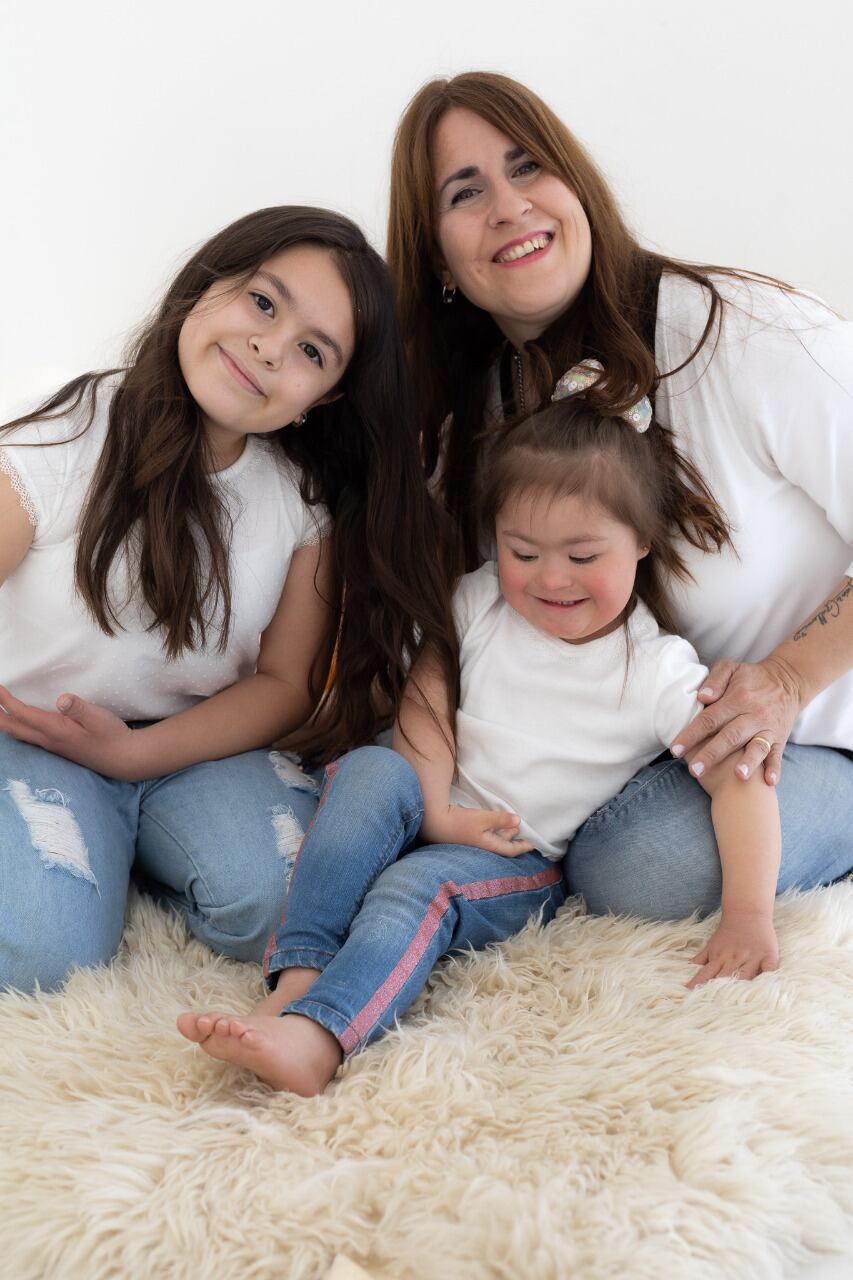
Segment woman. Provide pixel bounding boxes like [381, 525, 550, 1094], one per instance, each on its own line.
[387, 71, 853, 920]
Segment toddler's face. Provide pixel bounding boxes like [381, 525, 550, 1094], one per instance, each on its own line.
[495, 489, 648, 644]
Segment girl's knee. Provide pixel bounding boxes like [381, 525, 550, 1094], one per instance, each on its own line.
[0, 927, 122, 995]
[332, 745, 422, 811]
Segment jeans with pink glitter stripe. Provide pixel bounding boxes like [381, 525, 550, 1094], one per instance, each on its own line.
[263, 745, 566, 1055]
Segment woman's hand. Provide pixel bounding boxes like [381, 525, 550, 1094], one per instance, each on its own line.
[686, 909, 780, 988]
[670, 656, 803, 786]
[0, 686, 141, 780]
[421, 805, 534, 857]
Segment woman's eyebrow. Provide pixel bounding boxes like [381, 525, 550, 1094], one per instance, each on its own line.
[438, 147, 528, 196]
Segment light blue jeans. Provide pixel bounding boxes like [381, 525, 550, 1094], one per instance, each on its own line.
[0, 733, 322, 993]
[263, 746, 566, 1055]
[565, 744, 853, 918]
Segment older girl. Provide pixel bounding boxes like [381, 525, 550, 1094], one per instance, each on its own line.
[386, 72, 853, 919]
[0, 206, 456, 993]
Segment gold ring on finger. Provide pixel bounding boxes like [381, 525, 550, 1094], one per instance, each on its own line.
[751, 736, 773, 753]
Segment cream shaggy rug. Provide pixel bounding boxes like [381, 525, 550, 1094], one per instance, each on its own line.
[2, 885, 853, 1280]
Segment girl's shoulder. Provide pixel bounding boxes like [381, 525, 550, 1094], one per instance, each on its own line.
[0, 374, 118, 538]
[452, 562, 502, 637]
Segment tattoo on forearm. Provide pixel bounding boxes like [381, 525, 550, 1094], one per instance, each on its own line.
[794, 579, 853, 641]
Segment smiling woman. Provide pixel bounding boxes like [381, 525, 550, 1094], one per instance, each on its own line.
[387, 70, 853, 928]
[0, 204, 458, 995]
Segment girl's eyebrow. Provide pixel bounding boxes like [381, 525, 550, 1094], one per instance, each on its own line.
[438, 147, 527, 196]
[254, 270, 345, 367]
[503, 529, 608, 545]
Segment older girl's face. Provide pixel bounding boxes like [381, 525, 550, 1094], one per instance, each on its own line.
[432, 108, 592, 347]
[178, 243, 355, 468]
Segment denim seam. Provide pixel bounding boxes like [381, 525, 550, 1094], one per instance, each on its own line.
[137, 808, 216, 901]
[583, 757, 687, 828]
[266, 946, 336, 972]
[283, 996, 351, 1048]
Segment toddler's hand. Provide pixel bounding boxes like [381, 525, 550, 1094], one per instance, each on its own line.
[421, 805, 534, 857]
[686, 910, 779, 989]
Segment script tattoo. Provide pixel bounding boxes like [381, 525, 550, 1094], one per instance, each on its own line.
[794, 578, 853, 641]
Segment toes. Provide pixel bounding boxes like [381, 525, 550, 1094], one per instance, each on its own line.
[176, 1012, 206, 1043]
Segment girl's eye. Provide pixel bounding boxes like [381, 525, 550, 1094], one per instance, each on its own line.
[570, 555, 596, 565]
[300, 342, 323, 367]
[251, 292, 274, 315]
[512, 551, 537, 562]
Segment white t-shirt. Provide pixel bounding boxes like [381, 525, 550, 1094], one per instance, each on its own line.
[472, 273, 853, 750]
[654, 273, 853, 749]
[449, 563, 708, 860]
[0, 377, 327, 720]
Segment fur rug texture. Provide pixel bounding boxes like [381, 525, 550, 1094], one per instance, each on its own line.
[2, 884, 853, 1280]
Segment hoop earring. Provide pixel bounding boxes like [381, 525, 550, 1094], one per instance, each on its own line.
[293, 413, 307, 427]
[441, 284, 457, 305]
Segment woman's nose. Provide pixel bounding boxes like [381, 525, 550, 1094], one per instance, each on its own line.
[488, 178, 533, 227]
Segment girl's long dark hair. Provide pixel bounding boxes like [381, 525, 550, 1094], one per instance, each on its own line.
[388, 71, 792, 569]
[3, 206, 459, 762]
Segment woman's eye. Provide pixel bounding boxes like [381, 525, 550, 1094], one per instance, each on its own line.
[251, 292, 274, 315]
[514, 160, 540, 178]
[570, 555, 596, 565]
[300, 342, 323, 367]
[450, 186, 479, 206]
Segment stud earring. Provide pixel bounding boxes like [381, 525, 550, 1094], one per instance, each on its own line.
[293, 413, 307, 427]
[441, 284, 457, 305]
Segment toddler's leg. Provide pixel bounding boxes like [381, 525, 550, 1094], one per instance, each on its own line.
[0, 738, 137, 993]
[177, 746, 424, 1063]
[190, 842, 564, 1093]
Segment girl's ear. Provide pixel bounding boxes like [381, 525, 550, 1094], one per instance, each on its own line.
[637, 544, 651, 560]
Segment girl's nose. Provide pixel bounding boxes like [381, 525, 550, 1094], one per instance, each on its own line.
[249, 333, 283, 369]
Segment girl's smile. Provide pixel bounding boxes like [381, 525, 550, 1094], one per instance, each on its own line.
[496, 490, 649, 644]
[178, 243, 355, 469]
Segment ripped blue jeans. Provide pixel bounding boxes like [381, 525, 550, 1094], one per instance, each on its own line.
[0, 733, 322, 994]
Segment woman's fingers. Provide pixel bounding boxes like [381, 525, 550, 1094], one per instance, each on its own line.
[763, 742, 784, 786]
[695, 659, 739, 705]
[734, 731, 775, 781]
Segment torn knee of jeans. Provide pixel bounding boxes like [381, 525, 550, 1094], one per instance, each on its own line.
[268, 750, 320, 795]
[7, 779, 98, 889]
[271, 803, 304, 890]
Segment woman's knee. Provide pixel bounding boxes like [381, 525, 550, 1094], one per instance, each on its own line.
[566, 759, 722, 920]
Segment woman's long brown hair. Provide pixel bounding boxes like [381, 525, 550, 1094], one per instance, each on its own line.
[3, 206, 459, 762]
[388, 71, 790, 569]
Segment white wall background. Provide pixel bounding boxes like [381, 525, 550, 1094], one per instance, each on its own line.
[2, 0, 851, 417]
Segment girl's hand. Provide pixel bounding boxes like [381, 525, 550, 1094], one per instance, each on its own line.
[686, 910, 780, 989]
[670, 656, 802, 786]
[0, 686, 140, 780]
[421, 805, 535, 857]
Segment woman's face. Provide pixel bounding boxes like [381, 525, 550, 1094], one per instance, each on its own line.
[178, 243, 355, 467]
[432, 108, 592, 347]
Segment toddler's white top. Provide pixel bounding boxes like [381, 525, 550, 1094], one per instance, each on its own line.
[449, 563, 708, 859]
[0, 377, 326, 720]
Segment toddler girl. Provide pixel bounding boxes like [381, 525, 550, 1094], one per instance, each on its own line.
[178, 366, 781, 1094]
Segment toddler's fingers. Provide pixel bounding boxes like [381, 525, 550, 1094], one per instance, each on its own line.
[689, 946, 710, 966]
[759, 953, 780, 973]
[685, 959, 723, 989]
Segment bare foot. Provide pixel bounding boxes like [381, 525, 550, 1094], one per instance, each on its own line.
[254, 965, 320, 1016]
[176, 1010, 228, 1043]
[190, 1011, 343, 1095]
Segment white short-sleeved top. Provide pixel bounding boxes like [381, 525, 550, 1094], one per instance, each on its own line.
[0, 377, 328, 720]
[654, 273, 853, 749]
[449, 563, 708, 859]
